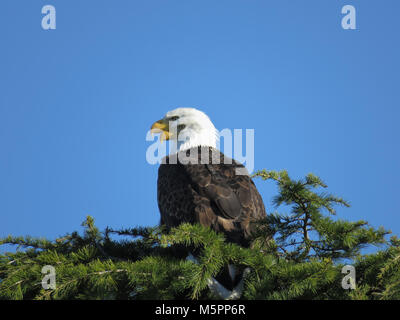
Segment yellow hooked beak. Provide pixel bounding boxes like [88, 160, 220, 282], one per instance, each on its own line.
[150, 119, 172, 142]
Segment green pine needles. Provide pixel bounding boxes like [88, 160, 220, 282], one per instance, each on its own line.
[1, 170, 399, 300]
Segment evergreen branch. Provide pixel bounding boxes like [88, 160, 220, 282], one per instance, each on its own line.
[1, 169, 398, 300]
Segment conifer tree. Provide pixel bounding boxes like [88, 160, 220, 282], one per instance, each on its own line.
[1, 169, 399, 300]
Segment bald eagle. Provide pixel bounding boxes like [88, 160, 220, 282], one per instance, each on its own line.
[150, 108, 267, 298]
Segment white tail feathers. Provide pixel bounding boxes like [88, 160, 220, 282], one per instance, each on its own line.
[186, 253, 251, 300]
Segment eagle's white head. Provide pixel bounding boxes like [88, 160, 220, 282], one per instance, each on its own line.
[151, 107, 218, 152]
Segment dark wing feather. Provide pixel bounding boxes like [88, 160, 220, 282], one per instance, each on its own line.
[157, 146, 266, 247]
[182, 162, 242, 220]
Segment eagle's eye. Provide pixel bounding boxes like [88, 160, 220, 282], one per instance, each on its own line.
[169, 116, 179, 121]
[177, 124, 186, 131]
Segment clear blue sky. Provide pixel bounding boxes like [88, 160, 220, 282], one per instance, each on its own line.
[1, 1, 399, 253]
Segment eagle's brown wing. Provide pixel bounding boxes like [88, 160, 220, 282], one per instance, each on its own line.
[157, 147, 266, 247]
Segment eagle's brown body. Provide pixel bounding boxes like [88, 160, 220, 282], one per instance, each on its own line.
[157, 146, 266, 247]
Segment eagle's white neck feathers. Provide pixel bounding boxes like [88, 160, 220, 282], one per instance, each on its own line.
[165, 108, 218, 152]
